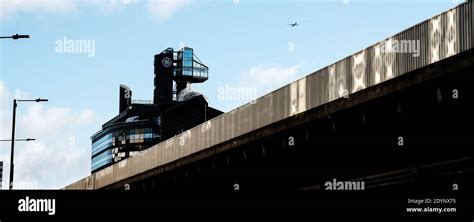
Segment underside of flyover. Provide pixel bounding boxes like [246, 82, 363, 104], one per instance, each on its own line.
[103, 50, 474, 193]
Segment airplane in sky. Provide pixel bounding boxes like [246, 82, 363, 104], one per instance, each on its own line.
[289, 22, 298, 27]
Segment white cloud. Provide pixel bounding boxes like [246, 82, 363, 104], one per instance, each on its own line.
[1, 0, 189, 21]
[0, 81, 98, 189]
[83, 0, 138, 14]
[19, 105, 95, 137]
[240, 64, 302, 95]
[211, 64, 302, 112]
[147, 0, 191, 23]
[0, 0, 78, 20]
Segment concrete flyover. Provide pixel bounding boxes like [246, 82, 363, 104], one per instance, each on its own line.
[65, 2, 474, 191]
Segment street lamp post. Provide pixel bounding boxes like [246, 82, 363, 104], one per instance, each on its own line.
[1, 33, 34, 189]
[0, 138, 36, 142]
[0, 34, 30, 40]
[10, 98, 47, 190]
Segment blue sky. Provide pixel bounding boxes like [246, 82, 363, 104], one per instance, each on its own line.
[0, 0, 461, 188]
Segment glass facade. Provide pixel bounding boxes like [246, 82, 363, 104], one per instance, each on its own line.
[182, 48, 193, 76]
[193, 60, 208, 78]
[175, 47, 208, 80]
[91, 127, 159, 172]
[91, 150, 112, 172]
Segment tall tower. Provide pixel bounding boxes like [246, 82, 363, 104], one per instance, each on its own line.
[153, 48, 175, 106]
[119, 84, 132, 113]
[153, 47, 208, 106]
